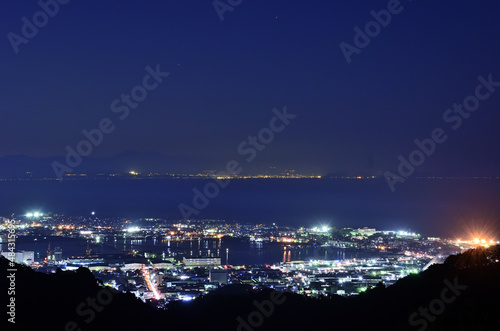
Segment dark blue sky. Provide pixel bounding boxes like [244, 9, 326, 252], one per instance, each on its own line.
[1, 0, 500, 175]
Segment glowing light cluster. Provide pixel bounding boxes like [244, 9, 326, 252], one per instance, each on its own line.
[26, 212, 43, 218]
[456, 222, 499, 248]
[397, 230, 417, 237]
[311, 225, 331, 233]
[455, 237, 498, 248]
[57, 225, 75, 230]
[472, 238, 497, 247]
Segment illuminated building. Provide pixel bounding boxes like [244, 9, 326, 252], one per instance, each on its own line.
[1, 250, 34, 265]
[47, 244, 63, 263]
[183, 257, 221, 267]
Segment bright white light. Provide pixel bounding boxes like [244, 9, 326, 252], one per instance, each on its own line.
[91, 211, 95, 216]
[26, 212, 43, 218]
[312, 225, 330, 233]
[126, 227, 140, 233]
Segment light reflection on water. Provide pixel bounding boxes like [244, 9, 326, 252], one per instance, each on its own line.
[4, 235, 382, 265]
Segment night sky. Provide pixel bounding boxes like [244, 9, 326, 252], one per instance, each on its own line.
[2, 0, 500, 176]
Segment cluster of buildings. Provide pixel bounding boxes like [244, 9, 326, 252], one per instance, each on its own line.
[1, 215, 496, 307]
[1, 252, 426, 305]
[11, 254, 427, 306]
[1, 250, 34, 265]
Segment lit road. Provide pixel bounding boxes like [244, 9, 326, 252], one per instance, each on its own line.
[142, 267, 162, 300]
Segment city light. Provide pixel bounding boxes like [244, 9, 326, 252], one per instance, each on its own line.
[455, 236, 497, 248]
[458, 221, 498, 247]
[471, 237, 496, 248]
[397, 230, 417, 237]
[8, 215, 499, 311]
[311, 224, 331, 233]
[26, 211, 43, 218]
